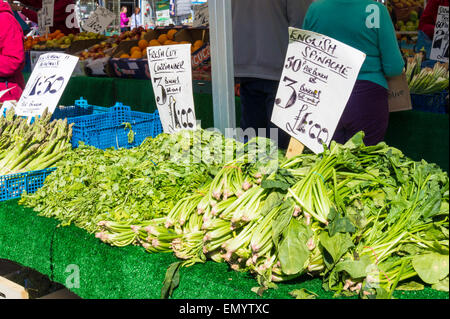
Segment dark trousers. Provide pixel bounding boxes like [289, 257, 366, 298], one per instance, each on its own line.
[238, 78, 291, 150]
[332, 80, 389, 146]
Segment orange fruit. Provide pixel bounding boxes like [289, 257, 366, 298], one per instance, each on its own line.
[167, 29, 177, 40]
[158, 34, 168, 43]
[164, 40, 173, 45]
[130, 51, 142, 59]
[180, 41, 191, 44]
[130, 46, 141, 54]
[138, 39, 148, 50]
[141, 49, 148, 58]
[149, 39, 161, 46]
[120, 53, 130, 58]
[194, 40, 204, 48]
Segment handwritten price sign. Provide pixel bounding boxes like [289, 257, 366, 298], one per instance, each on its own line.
[193, 3, 209, 27]
[271, 28, 366, 154]
[42, 0, 54, 27]
[15, 53, 79, 118]
[147, 44, 197, 133]
[82, 6, 115, 34]
[430, 6, 449, 63]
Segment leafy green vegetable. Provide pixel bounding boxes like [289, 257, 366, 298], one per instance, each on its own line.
[289, 288, 318, 299]
[412, 253, 449, 284]
[396, 281, 425, 291]
[320, 232, 354, 267]
[278, 219, 310, 275]
[161, 261, 183, 299]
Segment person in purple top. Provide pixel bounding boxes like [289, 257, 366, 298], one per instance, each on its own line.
[120, 6, 130, 33]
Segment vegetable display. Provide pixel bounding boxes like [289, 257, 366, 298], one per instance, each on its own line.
[96, 132, 449, 299]
[0, 108, 73, 176]
[20, 129, 279, 233]
[406, 54, 449, 95]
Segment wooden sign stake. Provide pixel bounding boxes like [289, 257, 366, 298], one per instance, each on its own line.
[285, 137, 305, 159]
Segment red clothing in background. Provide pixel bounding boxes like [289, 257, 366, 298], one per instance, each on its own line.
[20, 0, 80, 34]
[0, 1, 25, 103]
[419, 0, 449, 39]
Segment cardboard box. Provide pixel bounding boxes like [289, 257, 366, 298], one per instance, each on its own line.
[66, 39, 104, 55]
[394, 6, 421, 22]
[109, 58, 151, 79]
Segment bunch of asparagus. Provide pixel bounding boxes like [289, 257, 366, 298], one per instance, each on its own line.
[0, 108, 73, 175]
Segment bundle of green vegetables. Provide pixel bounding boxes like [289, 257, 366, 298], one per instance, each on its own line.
[97, 132, 449, 299]
[406, 53, 449, 94]
[20, 129, 280, 233]
[0, 108, 73, 175]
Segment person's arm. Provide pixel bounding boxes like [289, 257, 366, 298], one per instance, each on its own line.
[130, 14, 135, 28]
[378, 4, 405, 77]
[286, 0, 312, 28]
[20, 7, 37, 23]
[418, 0, 441, 39]
[0, 14, 25, 78]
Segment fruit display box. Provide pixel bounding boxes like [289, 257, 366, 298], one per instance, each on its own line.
[108, 27, 210, 80]
[0, 168, 56, 202]
[67, 103, 163, 150]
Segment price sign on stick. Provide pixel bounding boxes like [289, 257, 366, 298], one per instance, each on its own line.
[430, 6, 449, 63]
[147, 44, 197, 134]
[193, 3, 209, 27]
[15, 53, 79, 118]
[271, 27, 366, 155]
[82, 6, 115, 34]
[37, 9, 46, 35]
[42, 0, 54, 27]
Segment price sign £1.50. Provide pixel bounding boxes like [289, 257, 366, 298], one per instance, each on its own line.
[15, 53, 79, 118]
[271, 28, 366, 154]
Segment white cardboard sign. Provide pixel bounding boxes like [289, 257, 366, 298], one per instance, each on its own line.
[37, 9, 46, 35]
[82, 6, 115, 34]
[15, 53, 79, 118]
[193, 3, 209, 27]
[42, 0, 54, 27]
[271, 28, 366, 154]
[430, 6, 449, 63]
[147, 44, 197, 134]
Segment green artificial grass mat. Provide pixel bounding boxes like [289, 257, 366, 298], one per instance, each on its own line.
[0, 199, 448, 299]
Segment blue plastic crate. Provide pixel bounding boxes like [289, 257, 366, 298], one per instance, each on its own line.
[0, 168, 56, 202]
[51, 97, 109, 121]
[411, 90, 449, 114]
[67, 103, 163, 150]
[421, 60, 438, 69]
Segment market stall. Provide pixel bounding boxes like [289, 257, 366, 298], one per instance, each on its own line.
[18, 73, 450, 172]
